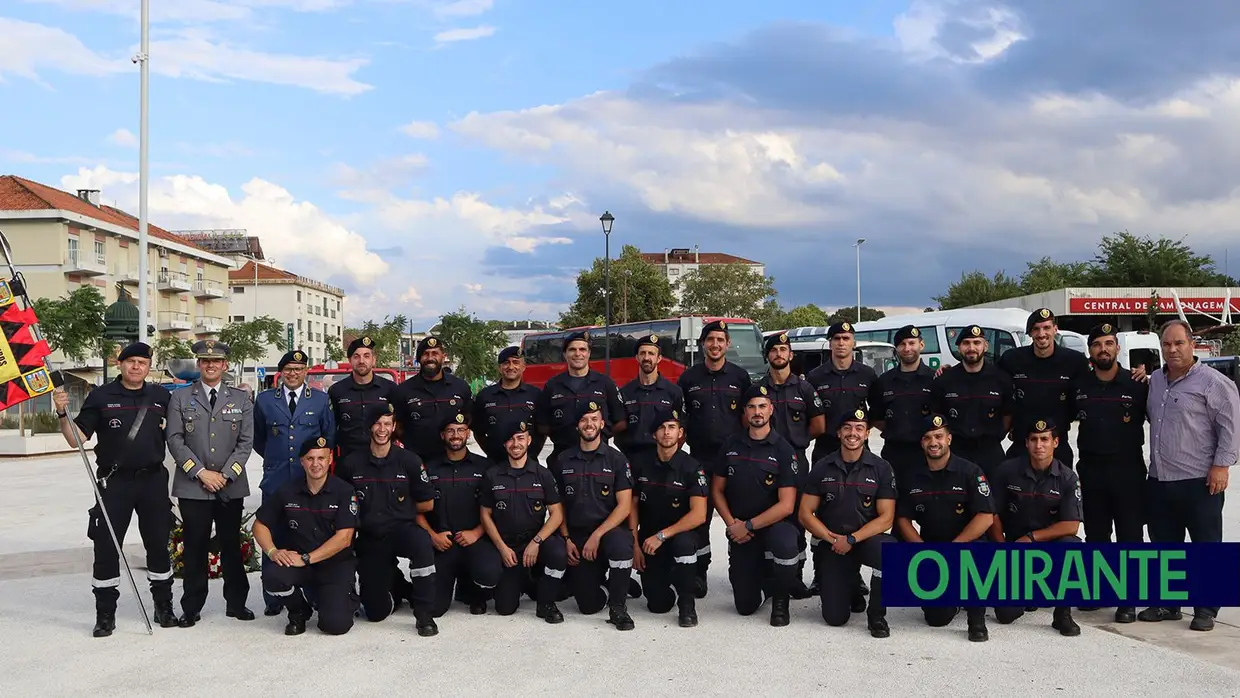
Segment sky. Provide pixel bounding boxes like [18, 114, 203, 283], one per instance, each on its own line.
[4, 0, 1240, 328]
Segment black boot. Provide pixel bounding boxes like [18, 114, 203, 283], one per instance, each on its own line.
[868, 616, 890, 638]
[1052, 607, 1080, 636]
[285, 615, 307, 636]
[153, 601, 180, 628]
[1115, 607, 1136, 623]
[93, 611, 116, 638]
[770, 596, 790, 627]
[968, 616, 989, 642]
[415, 613, 439, 637]
[607, 604, 635, 631]
[469, 600, 487, 615]
[537, 602, 564, 624]
[678, 596, 698, 628]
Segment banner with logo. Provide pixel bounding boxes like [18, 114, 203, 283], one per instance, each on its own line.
[0, 278, 53, 410]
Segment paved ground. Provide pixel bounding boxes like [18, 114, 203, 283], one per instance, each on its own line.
[2, 429, 1238, 697]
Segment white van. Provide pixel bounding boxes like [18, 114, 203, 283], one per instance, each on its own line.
[763, 330, 896, 376]
[1116, 330, 1161, 373]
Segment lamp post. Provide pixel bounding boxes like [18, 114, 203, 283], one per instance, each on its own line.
[854, 238, 866, 323]
[136, 0, 151, 344]
[600, 211, 614, 376]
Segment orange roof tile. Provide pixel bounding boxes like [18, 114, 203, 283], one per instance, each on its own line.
[229, 260, 297, 282]
[640, 251, 761, 265]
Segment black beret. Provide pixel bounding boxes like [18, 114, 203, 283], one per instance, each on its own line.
[648, 407, 683, 435]
[498, 346, 523, 364]
[893, 325, 922, 344]
[764, 331, 790, 355]
[298, 435, 333, 457]
[277, 349, 309, 370]
[1087, 323, 1117, 345]
[742, 383, 772, 406]
[440, 410, 469, 431]
[192, 339, 229, 359]
[117, 342, 152, 361]
[496, 419, 530, 444]
[562, 330, 590, 351]
[842, 408, 869, 426]
[576, 399, 603, 423]
[1028, 417, 1057, 435]
[348, 335, 376, 357]
[633, 333, 661, 355]
[827, 322, 855, 338]
[955, 324, 985, 346]
[417, 335, 443, 358]
[698, 320, 729, 343]
[363, 402, 396, 430]
[1027, 308, 1056, 332]
[922, 413, 950, 435]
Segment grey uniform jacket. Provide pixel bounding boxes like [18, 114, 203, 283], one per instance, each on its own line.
[166, 381, 254, 500]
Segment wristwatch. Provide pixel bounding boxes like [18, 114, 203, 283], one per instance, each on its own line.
[1028, 532, 1037, 542]
[845, 534, 857, 546]
[301, 553, 312, 566]
[532, 535, 543, 544]
[56, 411, 68, 419]
[744, 520, 755, 533]
[656, 531, 667, 542]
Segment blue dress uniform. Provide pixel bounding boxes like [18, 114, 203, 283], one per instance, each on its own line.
[257, 437, 358, 636]
[629, 408, 708, 623]
[67, 342, 179, 635]
[534, 330, 625, 466]
[392, 335, 475, 461]
[895, 415, 994, 639]
[424, 412, 503, 616]
[472, 347, 543, 462]
[615, 334, 684, 461]
[479, 421, 569, 620]
[931, 325, 1015, 479]
[254, 349, 335, 612]
[806, 322, 877, 459]
[868, 325, 937, 483]
[335, 403, 440, 635]
[551, 401, 636, 627]
[715, 385, 801, 621]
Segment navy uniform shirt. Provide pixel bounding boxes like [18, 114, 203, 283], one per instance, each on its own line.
[336, 445, 434, 536]
[631, 449, 708, 534]
[74, 380, 171, 472]
[328, 375, 393, 460]
[616, 375, 684, 452]
[1073, 368, 1149, 458]
[806, 360, 877, 452]
[990, 457, 1083, 540]
[931, 361, 1014, 441]
[392, 372, 474, 461]
[999, 345, 1091, 444]
[802, 451, 897, 535]
[716, 429, 799, 522]
[535, 370, 625, 452]
[896, 454, 995, 542]
[480, 461, 561, 542]
[677, 361, 751, 455]
[256, 474, 358, 557]
[424, 451, 490, 533]
[756, 372, 822, 451]
[472, 382, 543, 461]
[551, 444, 633, 532]
[868, 363, 936, 445]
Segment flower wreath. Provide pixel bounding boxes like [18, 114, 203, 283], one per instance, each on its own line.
[168, 509, 263, 579]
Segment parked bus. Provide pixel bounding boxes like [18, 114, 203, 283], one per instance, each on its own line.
[520, 316, 766, 389]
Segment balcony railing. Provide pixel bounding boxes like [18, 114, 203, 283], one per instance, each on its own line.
[157, 311, 192, 331]
[193, 279, 226, 298]
[194, 315, 223, 334]
[157, 270, 192, 293]
[64, 250, 107, 276]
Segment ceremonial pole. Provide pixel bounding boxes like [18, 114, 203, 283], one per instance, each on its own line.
[137, 0, 151, 344]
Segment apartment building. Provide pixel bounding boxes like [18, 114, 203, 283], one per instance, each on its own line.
[228, 261, 346, 379]
[640, 246, 765, 305]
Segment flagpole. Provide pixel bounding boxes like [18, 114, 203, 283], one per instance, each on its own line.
[136, 0, 150, 345]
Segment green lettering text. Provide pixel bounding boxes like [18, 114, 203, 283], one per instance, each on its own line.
[909, 551, 949, 599]
[1159, 551, 1189, 602]
[1129, 550, 1157, 598]
[963, 550, 1004, 603]
[1058, 550, 1089, 601]
[1092, 550, 1126, 602]
[1024, 550, 1055, 601]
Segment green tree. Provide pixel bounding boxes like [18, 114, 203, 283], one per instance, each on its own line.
[749, 299, 786, 331]
[436, 308, 508, 385]
[826, 306, 886, 325]
[1090, 231, 1229, 286]
[344, 315, 409, 367]
[219, 316, 288, 369]
[560, 245, 675, 329]
[1020, 257, 1093, 294]
[678, 263, 778, 319]
[153, 336, 193, 365]
[780, 304, 830, 329]
[324, 342, 346, 363]
[32, 286, 108, 364]
[1222, 328, 1240, 358]
[933, 270, 1023, 310]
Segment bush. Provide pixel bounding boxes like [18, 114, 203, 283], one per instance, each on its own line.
[0, 412, 61, 434]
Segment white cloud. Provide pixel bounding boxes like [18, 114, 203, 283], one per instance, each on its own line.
[0, 150, 95, 165]
[0, 18, 124, 81]
[433, 26, 496, 43]
[399, 120, 441, 139]
[433, 0, 493, 19]
[106, 128, 138, 148]
[462, 283, 483, 294]
[398, 285, 424, 306]
[175, 142, 256, 158]
[17, 0, 253, 23]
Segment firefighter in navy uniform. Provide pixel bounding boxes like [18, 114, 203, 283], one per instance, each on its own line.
[806, 322, 876, 459]
[616, 334, 684, 463]
[677, 319, 751, 595]
[712, 384, 801, 627]
[932, 324, 1014, 479]
[552, 401, 637, 630]
[54, 342, 180, 637]
[799, 409, 897, 637]
[869, 325, 936, 485]
[629, 408, 708, 627]
[392, 335, 474, 461]
[335, 403, 440, 637]
[1073, 323, 1149, 623]
[534, 330, 626, 468]
[999, 309, 1093, 467]
[988, 418, 1083, 636]
[472, 346, 543, 462]
[420, 411, 502, 616]
[253, 437, 358, 636]
[895, 414, 995, 641]
[329, 335, 393, 463]
[478, 421, 570, 622]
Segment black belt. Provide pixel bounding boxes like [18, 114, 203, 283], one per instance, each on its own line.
[98, 464, 163, 478]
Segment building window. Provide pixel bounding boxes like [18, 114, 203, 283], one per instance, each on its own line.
[669, 268, 680, 275]
[297, 290, 302, 302]
[232, 315, 246, 322]
[336, 300, 341, 310]
[67, 237, 79, 264]
[94, 239, 106, 264]
[315, 307, 321, 315]
[306, 304, 313, 314]
[298, 319, 302, 330]
[234, 287, 245, 294]
[331, 310, 336, 319]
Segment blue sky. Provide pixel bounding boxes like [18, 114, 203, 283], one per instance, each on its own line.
[4, 0, 1240, 328]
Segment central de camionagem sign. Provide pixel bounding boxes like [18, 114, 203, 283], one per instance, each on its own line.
[882, 543, 1240, 607]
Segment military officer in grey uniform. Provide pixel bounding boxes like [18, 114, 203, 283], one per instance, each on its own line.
[166, 340, 256, 626]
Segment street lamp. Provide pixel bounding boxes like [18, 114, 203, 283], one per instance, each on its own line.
[854, 238, 866, 323]
[600, 211, 615, 376]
